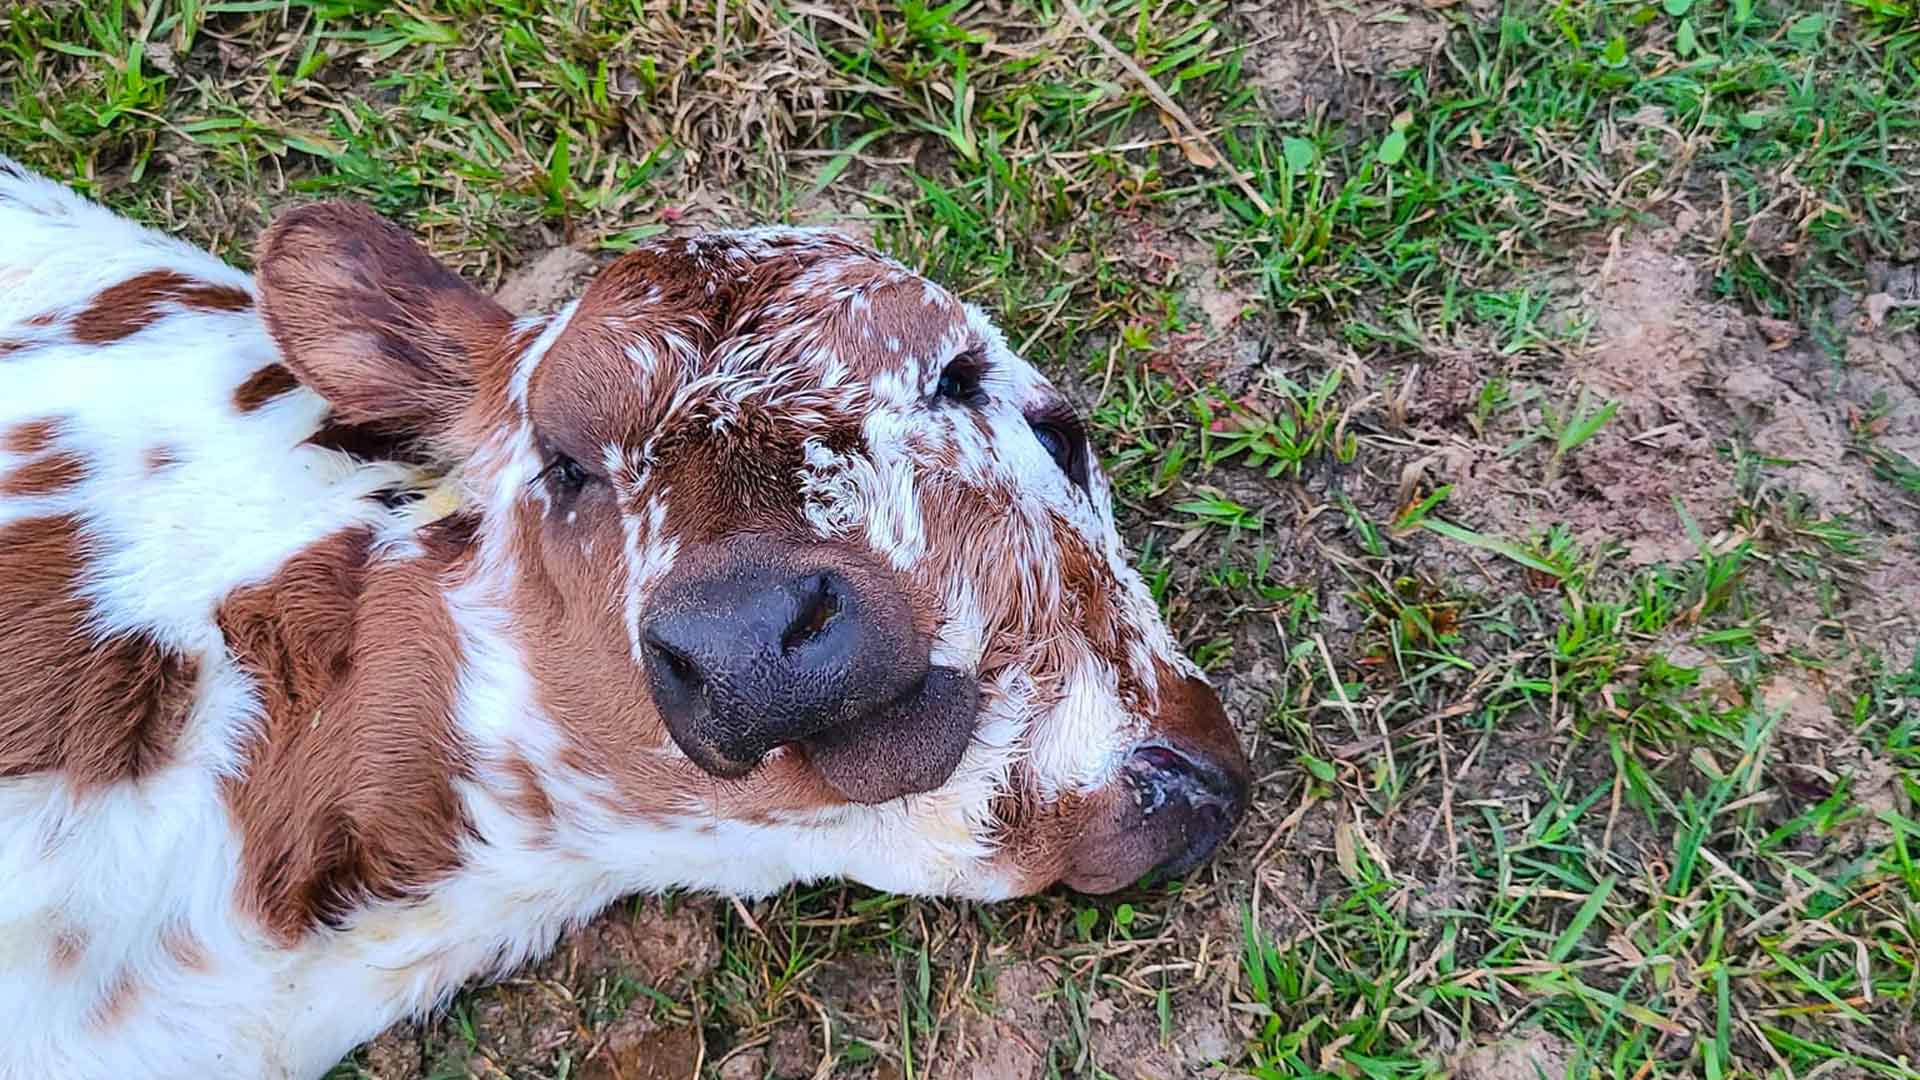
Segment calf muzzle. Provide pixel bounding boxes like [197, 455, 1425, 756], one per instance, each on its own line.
[640, 536, 980, 803]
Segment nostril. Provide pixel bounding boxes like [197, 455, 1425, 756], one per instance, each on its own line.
[1126, 743, 1250, 819]
[647, 636, 704, 691]
[1130, 745, 1188, 777]
[780, 573, 842, 654]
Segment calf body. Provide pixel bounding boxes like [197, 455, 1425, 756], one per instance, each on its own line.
[0, 158, 1250, 1079]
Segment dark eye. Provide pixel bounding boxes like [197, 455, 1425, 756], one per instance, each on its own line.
[538, 452, 592, 494]
[934, 348, 987, 405]
[1027, 409, 1089, 492]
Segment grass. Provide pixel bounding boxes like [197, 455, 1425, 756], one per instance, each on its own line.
[5, 0, 1918, 1077]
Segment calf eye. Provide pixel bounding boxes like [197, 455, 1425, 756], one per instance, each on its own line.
[934, 348, 987, 406]
[1027, 410, 1089, 492]
[536, 452, 592, 494]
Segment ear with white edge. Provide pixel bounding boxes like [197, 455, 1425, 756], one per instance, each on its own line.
[254, 201, 512, 432]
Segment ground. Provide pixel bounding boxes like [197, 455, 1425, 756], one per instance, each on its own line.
[4, 0, 1917, 1077]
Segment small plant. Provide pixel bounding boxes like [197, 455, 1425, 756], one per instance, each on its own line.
[1505, 385, 1620, 481]
[1174, 490, 1264, 535]
[1197, 369, 1359, 479]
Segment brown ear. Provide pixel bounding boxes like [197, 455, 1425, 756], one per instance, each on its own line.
[254, 201, 511, 430]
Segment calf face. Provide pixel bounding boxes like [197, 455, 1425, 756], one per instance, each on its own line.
[255, 206, 1250, 899]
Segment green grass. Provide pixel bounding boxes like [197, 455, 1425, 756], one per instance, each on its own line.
[6, 0, 1918, 1077]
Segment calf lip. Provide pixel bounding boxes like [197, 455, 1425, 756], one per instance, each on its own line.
[800, 664, 981, 804]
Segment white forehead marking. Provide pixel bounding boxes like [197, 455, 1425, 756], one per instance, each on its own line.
[509, 299, 580, 414]
[857, 410, 927, 571]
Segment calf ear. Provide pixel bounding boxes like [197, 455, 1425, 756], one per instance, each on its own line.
[254, 201, 512, 430]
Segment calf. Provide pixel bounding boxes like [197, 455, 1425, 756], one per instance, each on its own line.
[0, 156, 1251, 1079]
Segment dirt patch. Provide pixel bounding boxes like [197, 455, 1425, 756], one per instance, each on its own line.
[1104, 213, 1270, 395]
[766, 1022, 815, 1079]
[1763, 669, 1905, 851]
[1552, 228, 1740, 562]
[1448, 1028, 1578, 1080]
[1570, 230, 1730, 434]
[493, 245, 604, 315]
[356, 1028, 423, 1079]
[360, 897, 720, 1077]
[1852, 535, 1920, 662]
[578, 1008, 702, 1080]
[1428, 225, 1920, 575]
[1243, 0, 1452, 121]
[567, 896, 723, 994]
[957, 958, 1058, 1079]
[1089, 996, 1237, 1078]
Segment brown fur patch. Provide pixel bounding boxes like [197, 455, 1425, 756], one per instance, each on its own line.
[72, 269, 251, 346]
[50, 929, 87, 972]
[144, 445, 180, 473]
[255, 202, 509, 431]
[160, 916, 209, 972]
[0, 515, 201, 787]
[302, 419, 419, 465]
[232, 363, 300, 413]
[0, 450, 88, 497]
[217, 528, 474, 942]
[3, 417, 64, 455]
[500, 754, 557, 828]
[84, 966, 140, 1033]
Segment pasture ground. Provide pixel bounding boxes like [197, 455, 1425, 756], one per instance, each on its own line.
[4, 0, 1918, 1076]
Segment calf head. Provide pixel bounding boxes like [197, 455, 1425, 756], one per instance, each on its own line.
[254, 206, 1250, 899]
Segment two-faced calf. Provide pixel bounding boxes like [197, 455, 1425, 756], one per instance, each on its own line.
[0, 156, 1250, 1079]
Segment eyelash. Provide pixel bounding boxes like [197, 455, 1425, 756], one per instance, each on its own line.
[532, 452, 591, 493]
[933, 347, 1089, 494]
[1027, 412, 1089, 492]
[934, 349, 987, 406]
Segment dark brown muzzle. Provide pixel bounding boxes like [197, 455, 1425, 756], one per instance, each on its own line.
[639, 535, 982, 804]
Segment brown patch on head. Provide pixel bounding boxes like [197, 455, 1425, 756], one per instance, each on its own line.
[1, 450, 88, 497]
[71, 269, 251, 346]
[217, 528, 473, 942]
[1151, 665, 1246, 762]
[84, 966, 141, 1033]
[233, 363, 301, 413]
[160, 915, 209, 972]
[0, 515, 201, 787]
[3, 416, 64, 456]
[50, 928, 87, 972]
[144, 445, 180, 473]
[911, 478, 1072, 680]
[1050, 512, 1148, 699]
